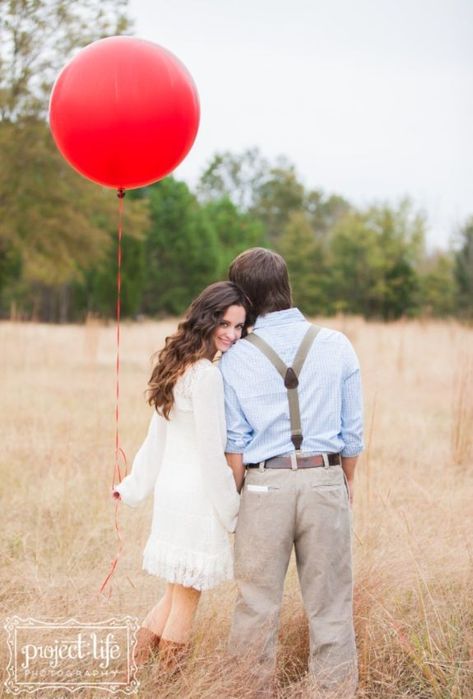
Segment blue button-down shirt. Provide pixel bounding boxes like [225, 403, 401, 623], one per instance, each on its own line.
[219, 308, 364, 464]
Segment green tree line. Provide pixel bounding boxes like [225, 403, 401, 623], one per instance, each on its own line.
[1, 1, 472, 322]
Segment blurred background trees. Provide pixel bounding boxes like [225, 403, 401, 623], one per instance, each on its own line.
[454, 218, 473, 319]
[0, 2, 471, 321]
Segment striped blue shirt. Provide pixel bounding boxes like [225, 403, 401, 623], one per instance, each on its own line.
[219, 308, 364, 464]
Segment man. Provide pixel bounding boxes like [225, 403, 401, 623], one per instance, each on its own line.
[219, 248, 363, 697]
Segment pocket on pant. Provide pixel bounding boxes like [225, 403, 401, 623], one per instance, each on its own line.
[311, 474, 344, 491]
[311, 483, 342, 491]
[308, 465, 344, 490]
[310, 470, 349, 508]
[246, 484, 281, 493]
[237, 485, 263, 531]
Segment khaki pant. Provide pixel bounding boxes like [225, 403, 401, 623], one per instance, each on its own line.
[229, 464, 357, 696]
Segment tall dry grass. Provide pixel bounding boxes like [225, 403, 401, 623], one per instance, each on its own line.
[0, 317, 472, 698]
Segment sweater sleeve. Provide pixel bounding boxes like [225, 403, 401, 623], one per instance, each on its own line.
[192, 364, 240, 533]
[114, 409, 167, 508]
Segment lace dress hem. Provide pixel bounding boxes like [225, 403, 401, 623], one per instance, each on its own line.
[142, 537, 234, 591]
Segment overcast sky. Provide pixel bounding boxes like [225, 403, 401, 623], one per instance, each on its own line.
[128, 0, 473, 250]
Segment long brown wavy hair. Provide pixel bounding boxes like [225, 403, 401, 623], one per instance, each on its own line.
[147, 281, 251, 419]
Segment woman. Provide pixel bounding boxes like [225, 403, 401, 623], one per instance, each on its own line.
[112, 281, 250, 672]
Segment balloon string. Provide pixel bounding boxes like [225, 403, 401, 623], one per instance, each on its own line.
[114, 188, 127, 486]
[98, 473, 125, 597]
[99, 187, 127, 599]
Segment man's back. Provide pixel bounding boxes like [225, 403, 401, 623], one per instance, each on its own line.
[224, 247, 361, 697]
[219, 307, 363, 463]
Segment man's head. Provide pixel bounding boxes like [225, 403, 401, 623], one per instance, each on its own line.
[228, 247, 293, 321]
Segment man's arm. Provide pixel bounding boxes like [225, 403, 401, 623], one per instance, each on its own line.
[219, 361, 253, 491]
[340, 335, 364, 506]
[226, 452, 245, 493]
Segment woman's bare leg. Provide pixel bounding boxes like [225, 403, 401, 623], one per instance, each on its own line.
[161, 584, 201, 643]
[142, 583, 174, 636]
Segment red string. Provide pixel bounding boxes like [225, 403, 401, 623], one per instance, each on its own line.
[113, 188, 127, 485]
[99, 187, 128, 599]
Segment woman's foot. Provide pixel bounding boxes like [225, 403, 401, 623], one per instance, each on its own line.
[133, 627, 161, 667]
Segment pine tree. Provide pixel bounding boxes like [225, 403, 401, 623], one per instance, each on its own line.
[278, 211, 326, 315]
[202, 196, 266, 277]
[142, 178, 220, 316]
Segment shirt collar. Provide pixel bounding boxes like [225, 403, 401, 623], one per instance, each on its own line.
[253, 307, 306, 329]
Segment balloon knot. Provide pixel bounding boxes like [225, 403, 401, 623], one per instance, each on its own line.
[117, 188, 126, 199]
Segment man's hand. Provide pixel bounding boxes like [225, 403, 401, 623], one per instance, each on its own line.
[346, 477, 354, 507]
[341, 456, 358, 508]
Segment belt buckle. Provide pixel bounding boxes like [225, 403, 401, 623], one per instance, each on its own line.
[322, 453, 330, 469]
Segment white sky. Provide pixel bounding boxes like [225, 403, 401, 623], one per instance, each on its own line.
[128, 0, 473, 250]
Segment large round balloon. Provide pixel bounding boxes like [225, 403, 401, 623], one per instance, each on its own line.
[49, 36, 200, 189]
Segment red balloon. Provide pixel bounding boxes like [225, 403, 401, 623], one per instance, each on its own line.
[49, 36, 200, 189]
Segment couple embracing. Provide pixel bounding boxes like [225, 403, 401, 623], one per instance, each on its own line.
[113, 247, 363, 697]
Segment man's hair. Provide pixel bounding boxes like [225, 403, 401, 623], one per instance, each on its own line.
[228, 247, 292, 321]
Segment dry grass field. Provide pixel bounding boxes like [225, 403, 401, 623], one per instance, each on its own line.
[1, 317, 472, 698]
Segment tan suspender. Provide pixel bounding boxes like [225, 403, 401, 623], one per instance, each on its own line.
[244, 325, 320, 451]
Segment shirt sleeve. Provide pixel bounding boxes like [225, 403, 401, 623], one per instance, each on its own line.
[192, 364, 240, 533]
[114, 410, 166, 508]
[340, 335, 364, 457]
[219, 369, 253, 454]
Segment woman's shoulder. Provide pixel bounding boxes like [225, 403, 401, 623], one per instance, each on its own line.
[175, 359, 219, 398]
[189, 358, 222, 384]
[183, 357, 215, 377]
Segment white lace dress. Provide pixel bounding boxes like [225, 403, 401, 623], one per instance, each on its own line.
[115, 359, 240, 590]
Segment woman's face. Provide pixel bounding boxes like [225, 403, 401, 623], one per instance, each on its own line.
[213, 304, 246, 353]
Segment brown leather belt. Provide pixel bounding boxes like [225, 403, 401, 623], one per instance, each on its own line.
[246, 453, 341, 469]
